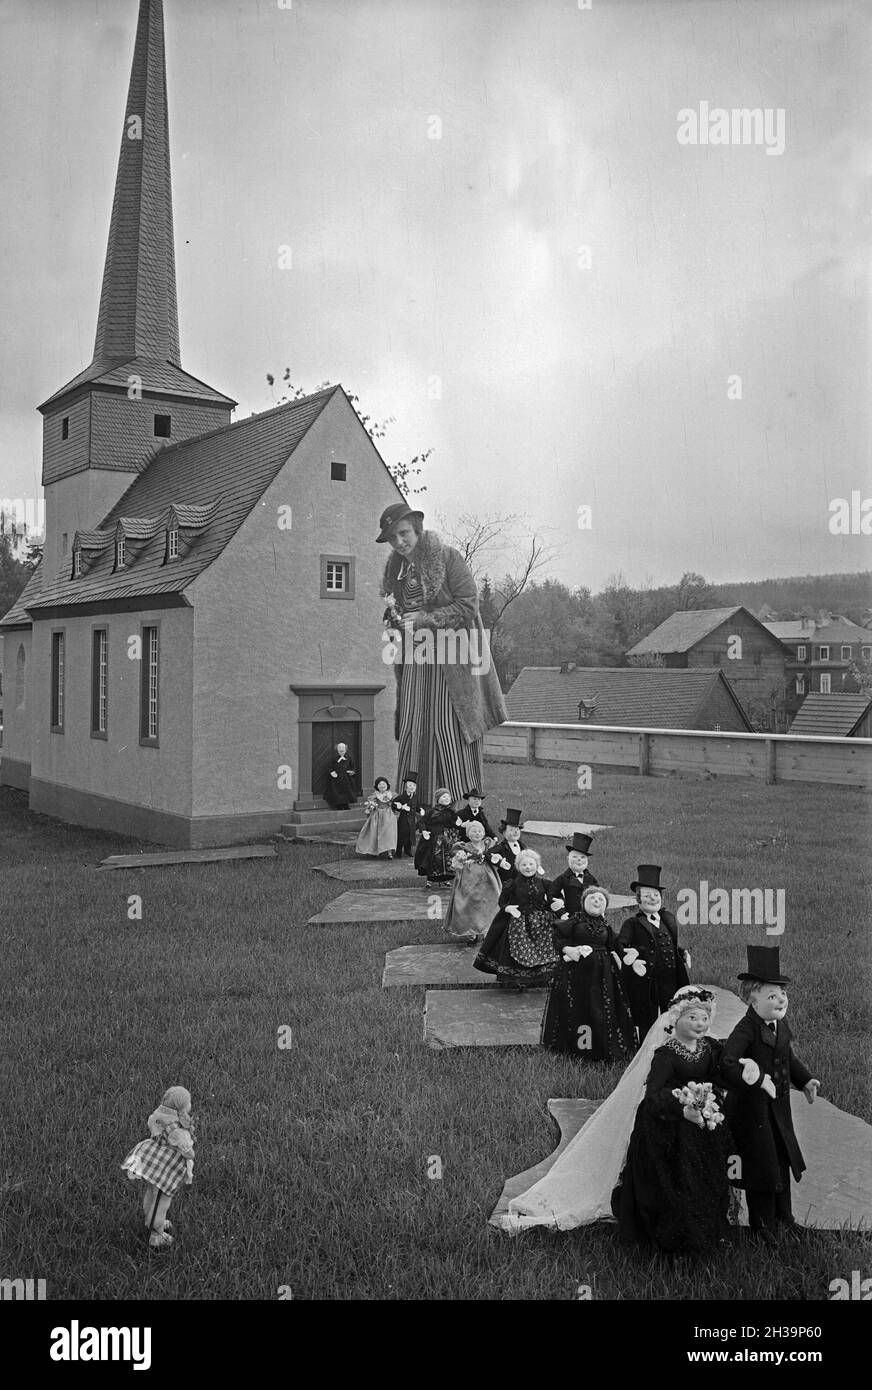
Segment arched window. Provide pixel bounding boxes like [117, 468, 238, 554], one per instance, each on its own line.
[15, 642, 26, 708]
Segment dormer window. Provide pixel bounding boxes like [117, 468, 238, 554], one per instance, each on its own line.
[115, 538, 126, 570]
[167, 527, 179, 561]
[154, 414, 171, 438]
[72, 549, 82, 579]
[577, 698, 598, 721]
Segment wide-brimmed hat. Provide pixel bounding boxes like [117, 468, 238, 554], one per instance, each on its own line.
[376, 502, 425, 544]
[500, 808, 524, 828]
[737, 945, 791, 986]
[631, 864, 664, 893]
[463, 787, 485, 799]
[565, 832, 593, 855]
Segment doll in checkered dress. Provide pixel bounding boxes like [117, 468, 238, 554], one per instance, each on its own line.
[121, 1086, 195, 1249]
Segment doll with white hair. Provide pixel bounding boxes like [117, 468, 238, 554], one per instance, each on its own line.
[121, 1086, 195, 1249]
[473, 847, 559, 987]
[442, 818, 501, 944]
[541, 884, 635, 1061]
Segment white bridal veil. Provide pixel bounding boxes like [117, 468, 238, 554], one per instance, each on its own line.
[493, 984, 747, 1232]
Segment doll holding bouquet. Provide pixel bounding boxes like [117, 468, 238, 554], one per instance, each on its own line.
[442, 819, 501, 944]
[355, 776, 398, 858]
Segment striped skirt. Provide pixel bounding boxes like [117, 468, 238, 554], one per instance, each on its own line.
[395, 657, 483, 807]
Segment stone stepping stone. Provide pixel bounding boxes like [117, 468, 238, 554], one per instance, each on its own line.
[383, 943, 496, 989]
[290, 830, 361, 846]
[312, 857, 419, 882]
[307, 885, 433, 924]
[489, 1095, 872, 1231]
[424, 986, 546, 1048]
[97, 845, 276, 871]
[523, 821, 611, 839]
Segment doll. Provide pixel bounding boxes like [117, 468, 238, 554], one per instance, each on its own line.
[323, 741, 357, 810]
[721, 946, 820, 1244]
[486, 808, 527, 886]
[455, 787, 494, 839]
[442, 819, 501, 944]
[355, 776, 398, 858]
[416, 787, 459, 886]
[473, 848, 560, 988]
[610, 989, 741, 1254]
[541, 884, 635, 1060]
[391, 770, 424, 858]
[549, 832, 599, 916]
[617, 864, 690, 1038]
[121, 1085, 195, 1249]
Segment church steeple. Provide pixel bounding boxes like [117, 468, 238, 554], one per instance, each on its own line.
[92, 0, 180, 364]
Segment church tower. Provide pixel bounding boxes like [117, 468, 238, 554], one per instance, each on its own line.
[39, 0, 236, 580]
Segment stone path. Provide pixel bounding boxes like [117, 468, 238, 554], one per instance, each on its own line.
[424, 987, 547, 1049]
[308, 885, 435, 924]
[383, 943, 495, 989]
[312, 857, 420, 882]
[522, 821, 611, 839]
[489, 1095, 872, 1231]
[98, 845, 276, 870]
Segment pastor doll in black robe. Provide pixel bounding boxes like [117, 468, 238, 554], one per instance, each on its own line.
[618, 865, 690, 1039]
[721, 947, 820, 1243]
[323, 742, 358, 809]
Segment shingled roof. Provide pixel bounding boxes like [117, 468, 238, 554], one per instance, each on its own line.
[504, 666, 752, 730]
[787, 694, 872, 738]
[626, 606, 784, 656]
[5, 387, 339, 617]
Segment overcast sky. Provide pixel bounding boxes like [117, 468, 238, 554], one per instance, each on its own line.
[0, 0, 868, 591]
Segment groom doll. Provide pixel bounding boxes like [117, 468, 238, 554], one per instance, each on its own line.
[618, 864, 690, 1037]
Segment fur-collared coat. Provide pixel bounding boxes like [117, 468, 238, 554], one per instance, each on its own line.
[381, 531, 508, 744]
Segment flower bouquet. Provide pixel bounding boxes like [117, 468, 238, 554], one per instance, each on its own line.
[671, 1080, 725, 1130]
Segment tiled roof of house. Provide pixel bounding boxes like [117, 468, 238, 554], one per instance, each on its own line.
[764, 617, 872, 647]
[0, 561, 44, 627]
[626, 607, 747, 655]
[2, 388, 338, 619]
[504, 665, 751, 730]
[788, 693, 872, 737]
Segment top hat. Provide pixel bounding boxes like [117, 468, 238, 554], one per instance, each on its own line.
[737, 945, 791, 985]
[376, 503, 425, 544]
[500, 808, 524, 828]
[565, 832, 593, 855]
[631, 864, 664, 893]
[463, 787, 484, 800]
[402, 770, 418, 783]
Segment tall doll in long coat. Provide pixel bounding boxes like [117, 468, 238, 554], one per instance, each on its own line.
[473, 848, 559, 988]
[392, 770, 423, 858]
[618, 864, 690, 1038]
[721, 946, 820, 1243]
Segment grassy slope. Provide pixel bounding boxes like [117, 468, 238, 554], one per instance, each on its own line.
[0, 766, 869, 1301]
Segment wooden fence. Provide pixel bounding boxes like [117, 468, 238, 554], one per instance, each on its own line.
[484, 721, 872, 789]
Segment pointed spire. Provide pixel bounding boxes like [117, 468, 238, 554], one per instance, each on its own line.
[92, 0, 180, 364]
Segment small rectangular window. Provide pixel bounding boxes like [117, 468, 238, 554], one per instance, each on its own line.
[167, 528, 179, 561]
[320, 554, 355, 600]
[797, 644, 806, 661]
[330, 461, 347, 481]
[140, 626, 159, 744]
[115, 538, 125, 570]
[752, 651, 762, 666]
[819, 673, 831, 694]
[72, 549, 82, 578]
[840, 645, 851, 660]
[863, 646, 872, 661]
[795, 676, 805, 695]
[154, 414, 172, 438]
[325, 562, 347, 591]
[62, 417, 69, 440]
[51, 631, 65, 731]
[91, 629, 108, 737]
[818, 646, 829, 661]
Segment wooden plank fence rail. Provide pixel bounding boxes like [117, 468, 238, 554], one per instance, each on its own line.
[484, 721, 872, 789]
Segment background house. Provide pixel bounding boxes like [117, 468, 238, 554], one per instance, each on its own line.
[0, 0, 405, 847]
[505, 665, 752, 732]
[763, 616, 872, 720]
[787, 692, 872, 739]
[625, 605, 789, 729]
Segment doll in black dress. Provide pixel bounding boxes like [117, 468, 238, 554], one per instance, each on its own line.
[541, 885, 635, 1061]
[611, 987, 742, 1254]
[473, 848, 559, 988]
[416, 787, 459, 885]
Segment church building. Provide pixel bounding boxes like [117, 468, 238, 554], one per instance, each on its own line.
[0, 0, 405, 846]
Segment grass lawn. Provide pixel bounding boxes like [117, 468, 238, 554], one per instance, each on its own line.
[1, 765, 870, 1301]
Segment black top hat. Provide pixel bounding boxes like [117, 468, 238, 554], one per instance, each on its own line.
[375, 502, 425, 544]
[631, 864, 664, 893]
[500, 808, 524, 828]
[402, 771, 418, 783]
[462, 787, 484, 800]
[737, 945, 791, 985]
[565, 832, 593, 855]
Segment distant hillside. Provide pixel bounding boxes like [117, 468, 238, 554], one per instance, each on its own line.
[710, 571, 872, 624]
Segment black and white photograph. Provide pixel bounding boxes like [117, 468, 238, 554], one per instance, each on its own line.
[1, 0, 869, 1349]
